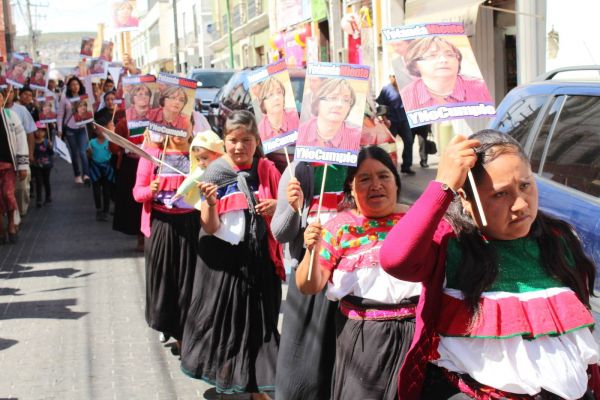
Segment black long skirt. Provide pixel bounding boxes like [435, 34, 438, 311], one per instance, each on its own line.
[332, 304, 415, 400]
[275, 271, 337, 400]
[180, 234, 282, 394]
[145, 210, 199, 341]
[112, 156, 142, 235]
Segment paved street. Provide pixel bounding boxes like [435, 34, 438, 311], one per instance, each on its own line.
[0, 160, 213, 399]
[0, 140, 435, 400]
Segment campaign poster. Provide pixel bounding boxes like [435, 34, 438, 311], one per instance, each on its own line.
[30, 63, 48, 91]
[0, 56, 7, 88]
[6, 53, 33, 88]
[88, 58, 108, 79]
[246, 59, 299, 154]
[382, 22, 495, 128]
[70, 94, 94, 127]
[122, 74, 158, 144]
[107, 62, 125, 105]
[147, 73, 196, 138]
[37, 96, 58, 123]
[80, 37, 95, 57]
[294, 62, 370, 167]
[111, 0, 139, 32]
[99, 41, 114, 62]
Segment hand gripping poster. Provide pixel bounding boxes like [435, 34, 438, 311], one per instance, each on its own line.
[294, 62, 370, 167]
[30, 63, 48, 91]
[122, 74, 157, 144]
[382, 22, 495, 127]
[246, 59, 300, 154]
[147, 73, 196, 139]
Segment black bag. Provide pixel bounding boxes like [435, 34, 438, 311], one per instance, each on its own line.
[425, 134, 437, 155]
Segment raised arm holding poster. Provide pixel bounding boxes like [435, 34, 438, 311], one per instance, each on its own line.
[6, 53, 33, 89]
[294, 62, 370, 167]
[30, 63, 48, 91]
[382, 23, 495, 128]
[246, 59, 300, 154]
[122, 74, 157, 143]
[147, 73, 195, 139]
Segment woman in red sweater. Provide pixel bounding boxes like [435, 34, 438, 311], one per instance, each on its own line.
[380, 130, 599, 400]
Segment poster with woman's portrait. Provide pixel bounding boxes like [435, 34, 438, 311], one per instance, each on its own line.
[382, 22, 495, 127]
[37, 96, 58, 123]
[30, 64, 48, 90]
[111, 0, 139, 32]
[88, 58, 108, 79]
[99, 41, 114, 62]
[6, 53, 33, 89]
[122, 74, 158, 144]
[246, 59, 299, 154]
[147, 73, 196, 138]
[80, 37, 95, 57]
[294, 62, 370, 167]
[70, 94, 94, 126]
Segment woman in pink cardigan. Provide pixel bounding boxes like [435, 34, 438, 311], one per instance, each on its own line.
[133, 132, 199, 352]
[380, 130, 599, 400]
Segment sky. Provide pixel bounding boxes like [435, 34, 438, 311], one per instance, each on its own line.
[13, 0, 109, 36]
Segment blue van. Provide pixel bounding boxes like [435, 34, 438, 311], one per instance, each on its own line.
[489, 66, 600, 286]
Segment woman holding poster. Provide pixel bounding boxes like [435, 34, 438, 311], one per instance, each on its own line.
[296, 146, 418, 400]
[400, 36, 492, 110]
[147, 86, 192, 136]
[257, 76, 299, 141]
[181, 111, 282, 400]
[380, 131, 599, 400]
[57, 76, 91, 184]
[296, 78, 361, 151]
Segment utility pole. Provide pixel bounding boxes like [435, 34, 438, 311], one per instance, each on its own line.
[225, 0, 234, 69]
[15, 0, 46, 57]
[173, 0, 180, 73]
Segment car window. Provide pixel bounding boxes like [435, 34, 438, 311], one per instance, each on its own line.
[191, 71, 233, 88]
[495, 95, 548, 147]
[535, 95, 600, 197]
[530, 96, 563, 172]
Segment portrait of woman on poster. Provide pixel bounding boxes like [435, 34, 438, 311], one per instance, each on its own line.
[114, 1, 139, 28]
[296, 78, 361, 151]
[39, 100, 57, 121]
[30, 67, 46, 87]
[146, 86, 192, 135]
[90, 59, 106, 75]
[80, 39, 94, 56]
[6, 60, 28, 85]
[100, 42, 114, 62]
[126, 84, 152, 122]
[256, 76, 299, 141]
[400, 36, 492, 111]
[73, 99, 93, 123]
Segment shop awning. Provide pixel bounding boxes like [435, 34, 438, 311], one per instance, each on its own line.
[404, 0, 485, 35]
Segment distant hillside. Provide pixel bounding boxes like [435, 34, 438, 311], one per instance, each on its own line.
[15, 31, 96, 69]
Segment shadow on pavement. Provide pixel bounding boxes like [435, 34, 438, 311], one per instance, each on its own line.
[0, 298, 88, 320]
[0, 288, 22, 296]
[0, 265, 85, 280]
[0, 337, 18, 351]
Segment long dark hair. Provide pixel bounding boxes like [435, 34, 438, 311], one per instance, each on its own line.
[65, 76, 85, 98]
[445, 130, 596, 318]
[339, 145, 401, 211]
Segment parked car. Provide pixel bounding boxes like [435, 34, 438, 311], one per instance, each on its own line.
[489, 66, 600, 282]
[186, 68, 234, 115]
